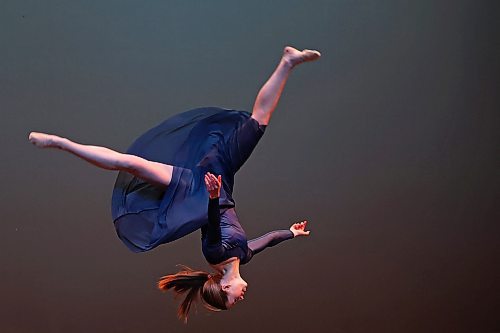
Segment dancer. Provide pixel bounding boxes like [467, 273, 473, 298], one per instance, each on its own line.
[29, 46, 320, 321]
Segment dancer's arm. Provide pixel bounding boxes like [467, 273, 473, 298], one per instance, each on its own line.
[204, 173, 223, 245]
[248, 221, 310, 256]
[206, 197, 222, 244]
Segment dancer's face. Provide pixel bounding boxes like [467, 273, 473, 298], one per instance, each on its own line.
[222, 276, 248, 308]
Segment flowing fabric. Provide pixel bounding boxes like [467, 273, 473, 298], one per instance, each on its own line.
[111, 107, 265, 252]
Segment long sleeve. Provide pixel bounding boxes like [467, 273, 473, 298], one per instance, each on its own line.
[205, 198, 222, 245]
[201, 198, 227, 265]
[247, 230, 294, 256]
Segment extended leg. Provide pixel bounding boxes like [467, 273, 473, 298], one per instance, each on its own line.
[28, 132, 173, 187]
[251, 46, 320, 125]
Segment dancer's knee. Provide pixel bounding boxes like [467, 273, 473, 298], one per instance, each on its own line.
[117, 154, 142, 172]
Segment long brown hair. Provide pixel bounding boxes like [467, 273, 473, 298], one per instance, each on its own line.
[157, 265, 227, 322]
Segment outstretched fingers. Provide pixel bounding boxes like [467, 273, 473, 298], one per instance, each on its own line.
[204, 172, 221, 190]
[204, 172, 222, 198]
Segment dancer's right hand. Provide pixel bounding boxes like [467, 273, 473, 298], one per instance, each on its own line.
[290, 221, 310, 237]
[204, 172, 221, 199]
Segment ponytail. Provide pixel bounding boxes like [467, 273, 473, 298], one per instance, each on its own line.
[157, 265, 228, 322]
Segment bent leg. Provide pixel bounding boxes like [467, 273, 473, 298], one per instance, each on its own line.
[251, 46, 321, 126]
[29, 132, 173, 188]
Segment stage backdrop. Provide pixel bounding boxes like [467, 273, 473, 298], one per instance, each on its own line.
[1, 1, 499, 332]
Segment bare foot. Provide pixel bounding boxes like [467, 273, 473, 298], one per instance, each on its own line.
[282, 46, 321, 68]
[28, 132, 60, 148]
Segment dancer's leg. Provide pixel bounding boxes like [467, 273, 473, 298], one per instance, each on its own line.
[251, 46, 320, 126]
[28, 132, 173, 187]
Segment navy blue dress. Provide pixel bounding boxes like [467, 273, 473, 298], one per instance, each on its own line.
[111, 107, 293, 263]
[202, 198, 293, 265]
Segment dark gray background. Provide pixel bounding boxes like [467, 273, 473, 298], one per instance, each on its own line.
[1, 1, 499, 332]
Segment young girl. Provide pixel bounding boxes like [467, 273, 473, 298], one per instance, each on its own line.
[29, 46, 320, 321]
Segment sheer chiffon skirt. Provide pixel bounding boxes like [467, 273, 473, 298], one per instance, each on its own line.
[111, 107, 266, 252]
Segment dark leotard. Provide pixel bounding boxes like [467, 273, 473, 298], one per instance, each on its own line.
[202, 198, 293, 265]
[111, 107, 292, 259]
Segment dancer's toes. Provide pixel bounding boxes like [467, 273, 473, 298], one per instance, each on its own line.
[283, 46, 321, 68]
[302, 49, 321, 62]
[29, 132, 59, 148]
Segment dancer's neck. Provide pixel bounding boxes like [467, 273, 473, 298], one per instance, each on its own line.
[212, 257, 240, 280]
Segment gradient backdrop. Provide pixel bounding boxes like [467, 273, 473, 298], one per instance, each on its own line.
[1, 1, 499, 332]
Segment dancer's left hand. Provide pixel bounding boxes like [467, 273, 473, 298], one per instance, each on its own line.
[204, 172, 222, 199]
[290, 221, 310, 237]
